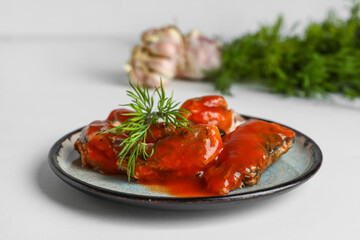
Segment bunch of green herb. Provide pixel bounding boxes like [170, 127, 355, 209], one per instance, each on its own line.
[208, 3, 360, 98]
[101, 81, 191, 181]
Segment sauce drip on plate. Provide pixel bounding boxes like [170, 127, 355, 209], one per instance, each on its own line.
[74, 96, 295, 197]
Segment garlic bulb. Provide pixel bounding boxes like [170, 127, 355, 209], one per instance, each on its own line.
[126, 26, 221, 87]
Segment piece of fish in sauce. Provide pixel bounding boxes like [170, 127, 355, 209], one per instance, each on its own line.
[204, 120, 295, 195]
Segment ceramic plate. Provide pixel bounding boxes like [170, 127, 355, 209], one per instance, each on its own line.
[48, 116, 322, 210]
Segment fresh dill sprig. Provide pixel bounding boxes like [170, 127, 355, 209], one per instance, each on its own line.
[101, 80, 192, 181]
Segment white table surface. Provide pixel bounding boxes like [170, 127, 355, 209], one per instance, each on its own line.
[2, 35, 360, 240]
[1, 1, 360, 239]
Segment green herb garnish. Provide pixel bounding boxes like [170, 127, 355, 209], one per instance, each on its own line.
[208, 2, 360, 99]
[101, 80, 192, 181]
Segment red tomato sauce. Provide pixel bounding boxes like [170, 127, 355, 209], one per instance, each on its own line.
[75, 96, 295, 197]
[180, 95, 233, 133]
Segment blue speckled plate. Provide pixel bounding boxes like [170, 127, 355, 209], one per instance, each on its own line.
[48, 116, 322, 210]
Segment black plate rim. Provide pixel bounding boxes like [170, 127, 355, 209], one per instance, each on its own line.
[48, 115, 322, 204]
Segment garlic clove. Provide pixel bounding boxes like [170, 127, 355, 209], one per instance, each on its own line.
[177, 30, 221, 79]
[142, 26, 184, 58]
[142, 26, 183, 46]
[146, 41, 182, 58]
[147, 57, 177, 78]
[129, 66, 169, 88]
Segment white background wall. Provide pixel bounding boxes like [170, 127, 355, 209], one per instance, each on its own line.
[0, 0, 351, 39]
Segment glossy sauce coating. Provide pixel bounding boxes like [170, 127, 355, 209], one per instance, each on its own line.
[204, 120, 295, 195]
[107, 108, 174, 143]
[75, 108, 177, 174]
[74, 120, 126, 174]
[75, 100, 295, 197]
[180, 95, 233, 133]
[75, 108, 136, 174]
[106, 108, 136, 123]
[134, 124, 223, 181]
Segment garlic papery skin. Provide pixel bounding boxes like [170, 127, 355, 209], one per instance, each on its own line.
[126, 26, 221, 87]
